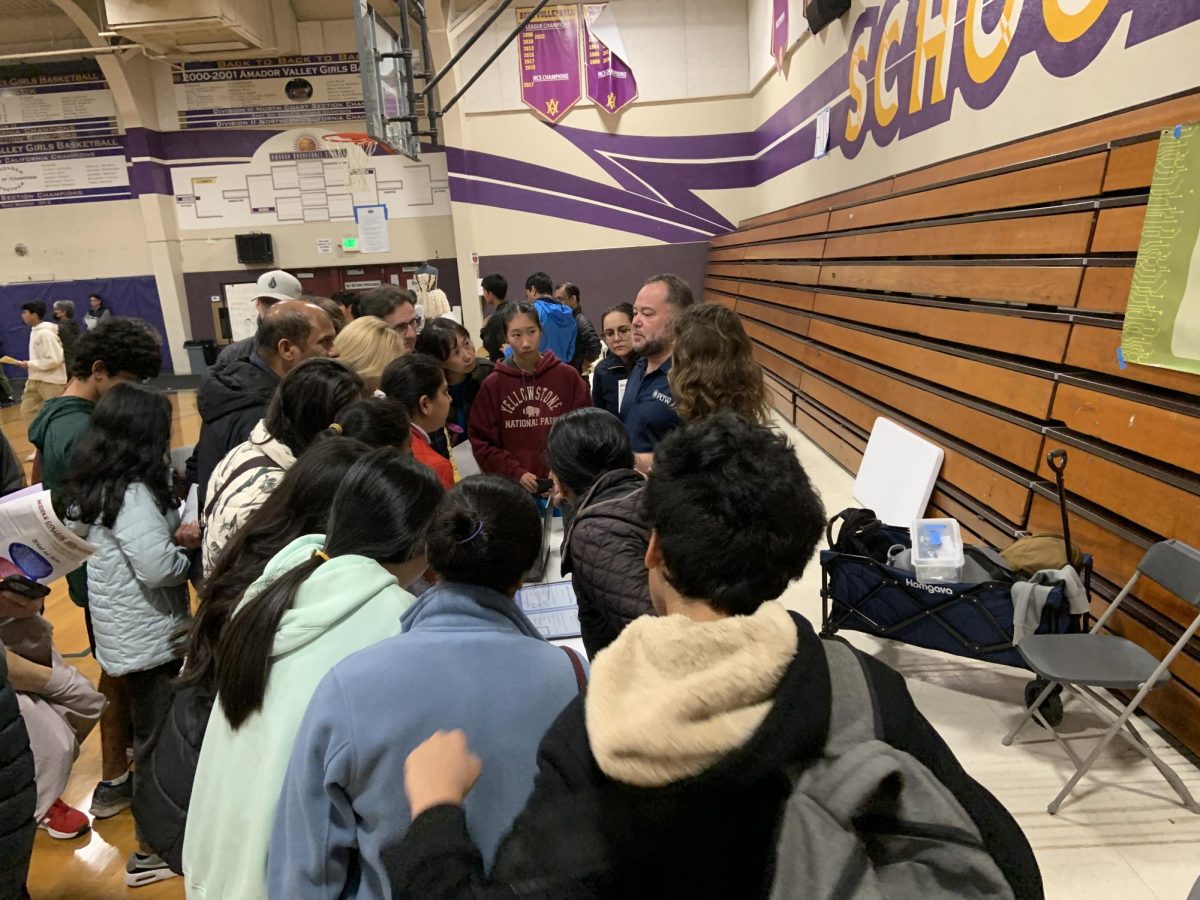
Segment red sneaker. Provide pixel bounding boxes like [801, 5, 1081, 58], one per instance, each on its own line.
[38, 798, 90, 839]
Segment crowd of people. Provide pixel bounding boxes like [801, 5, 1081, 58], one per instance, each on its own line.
[0, 267, 1043, 899]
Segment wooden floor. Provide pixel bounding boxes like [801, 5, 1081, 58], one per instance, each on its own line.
[3, 389, 200, 899]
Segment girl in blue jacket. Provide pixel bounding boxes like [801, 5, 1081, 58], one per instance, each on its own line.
[268, 476, 586, 900]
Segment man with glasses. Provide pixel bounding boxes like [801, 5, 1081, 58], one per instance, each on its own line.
[358, 286, 422, 353]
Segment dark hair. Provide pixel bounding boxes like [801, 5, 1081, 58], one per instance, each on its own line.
[481, 273, 507, 300]
[307, 295, 345, 333]
[21, 301, 46, 320]
[500, 301, 540, 334]
[256, 303, 318, 358]
[331, 290, 362, 319]
[89, 294, 103, 303]
[415, 317, 471, 362]
[556, 283, 580, 304]
[525, 272, 553, 296]
[262, 358, 364, 455]
[179, 436, 373, 691]
[69, 317, 161, 381]
[214, 448, 443, 729]
[645, 273, 695, 309]
[645, 413, 825, 615]
[602, 302, 635, 326]
[545, 408, 634, 498]
[427, 476, 541, 593]
[58, 383, 176, 529]
[358, 285, 416, 319]
[331, 397, 411, 448]
[379, 353, 446, 416]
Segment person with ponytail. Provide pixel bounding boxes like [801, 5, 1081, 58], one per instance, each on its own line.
[134, 436, 374, 875]
[268, 476, 586, 899]
[182, 448, 444, 899]
[202, 357, 363, 574]
[329, 396, 412, 451]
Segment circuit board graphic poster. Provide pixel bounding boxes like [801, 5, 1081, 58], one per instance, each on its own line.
[1123, 123, 1200, 376]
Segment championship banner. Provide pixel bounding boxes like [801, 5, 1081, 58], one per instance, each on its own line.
[1122, 123, 1200, 376]
[772, 0, 789, 74]
[583, 4, 638, 115]
[517, 5, 583, 124]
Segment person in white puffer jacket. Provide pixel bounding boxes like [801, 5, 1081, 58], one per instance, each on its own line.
[201, 358, 364, 575]
[59, 382, 199, 886]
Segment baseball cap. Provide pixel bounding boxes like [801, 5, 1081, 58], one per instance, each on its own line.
[255, 269, 303, 303]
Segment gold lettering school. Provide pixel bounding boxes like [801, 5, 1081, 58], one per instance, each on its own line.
[500, 386, 565, 417]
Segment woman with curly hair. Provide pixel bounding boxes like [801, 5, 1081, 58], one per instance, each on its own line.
[668, 303, 769, 425]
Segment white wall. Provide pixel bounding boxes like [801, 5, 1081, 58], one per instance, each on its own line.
[0, 201, 152, 283]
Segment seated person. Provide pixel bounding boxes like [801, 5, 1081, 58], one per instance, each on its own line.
[397, 414, 1043, 900]
[268, 476, 585, 897]
[545, 408, 651, 658]
[468, 302, 590, 494]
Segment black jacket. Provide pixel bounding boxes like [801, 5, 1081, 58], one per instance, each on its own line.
[135, 683, 212, 874]
[192, 354, 278, 503]
[394, 613, 1043, 900]
[433, 360, 495, 458]
[590, 353, 635, 416]
[0, 647, 36, 900]
[569, 314, 602, 374]
[0, 433, 24, 498]
[56, 319, 80, 369]
[560, 470, 651, 658]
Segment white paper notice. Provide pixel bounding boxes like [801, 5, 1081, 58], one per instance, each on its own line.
[814, 106, 831, 159]
[316, 238, 333, 254]
[182, 484, 199, 525]
[355, 205, 389, 253]
[224, 282, 261, 342]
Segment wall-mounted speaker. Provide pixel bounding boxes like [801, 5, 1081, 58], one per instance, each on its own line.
[805, 0, 852, 35]
[235, 233, 274, 265]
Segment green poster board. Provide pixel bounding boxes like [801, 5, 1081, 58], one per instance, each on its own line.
[1122, 123, 1200, 376]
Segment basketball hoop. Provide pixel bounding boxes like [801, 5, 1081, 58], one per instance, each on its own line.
[323, 132, 385, 192]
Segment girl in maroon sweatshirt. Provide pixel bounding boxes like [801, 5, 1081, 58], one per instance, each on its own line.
[468, 302, 591, 493]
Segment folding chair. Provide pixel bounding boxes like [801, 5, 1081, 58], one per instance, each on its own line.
[1002, 539, 1200, 815]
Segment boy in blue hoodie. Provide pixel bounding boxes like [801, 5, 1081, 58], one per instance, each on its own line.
[524, 271, 577, 364]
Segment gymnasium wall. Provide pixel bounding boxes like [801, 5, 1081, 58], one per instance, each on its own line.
[702, 0, 1200, 752]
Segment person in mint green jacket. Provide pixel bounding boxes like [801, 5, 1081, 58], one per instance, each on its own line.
[182, 447, 444, 900]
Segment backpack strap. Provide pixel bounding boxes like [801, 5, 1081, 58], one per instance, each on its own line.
[819, 638, 881, 756]
[560, 646, 587, 694]
[202, 453, 276, 523]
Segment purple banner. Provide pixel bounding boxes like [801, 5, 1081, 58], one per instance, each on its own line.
[518, 5, 583, 124]
[583, 4, 638, 115]
[772, 0, 789, 74]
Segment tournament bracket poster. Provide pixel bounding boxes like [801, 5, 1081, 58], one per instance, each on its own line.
[517, 5, 583, 124]
[1122, 123, 1200, 376]
[583, 4, 637, 115]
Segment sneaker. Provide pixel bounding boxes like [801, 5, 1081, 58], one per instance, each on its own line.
[125, 851, 178, 887]
[38, 798, 90, 839]
[90, 774, 133, 819]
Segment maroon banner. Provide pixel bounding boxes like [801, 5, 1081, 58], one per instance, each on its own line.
[583, 4, 638, 115]
[518, 5, 583, 124]
[772, 0, 789, 74]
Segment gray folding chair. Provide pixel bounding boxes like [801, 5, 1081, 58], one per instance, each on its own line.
[1002, 539, 1200, 815]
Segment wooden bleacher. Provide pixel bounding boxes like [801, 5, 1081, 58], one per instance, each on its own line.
[707, 90, 1200, 755]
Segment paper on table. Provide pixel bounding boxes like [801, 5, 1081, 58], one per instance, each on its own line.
[0, 485, 94, 585]
[182, 484, 199, 525]
[515, 580, 581, 640]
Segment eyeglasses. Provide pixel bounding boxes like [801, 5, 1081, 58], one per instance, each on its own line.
[395, 315, 424, 334]
[603, 325, 632, 339]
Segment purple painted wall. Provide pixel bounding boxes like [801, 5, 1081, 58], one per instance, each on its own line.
[477, 242, 708, 325]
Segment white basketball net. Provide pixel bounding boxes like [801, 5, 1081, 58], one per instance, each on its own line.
[326, 141, 371, 192]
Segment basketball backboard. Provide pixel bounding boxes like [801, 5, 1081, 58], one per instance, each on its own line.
[354, 0, 419, 159]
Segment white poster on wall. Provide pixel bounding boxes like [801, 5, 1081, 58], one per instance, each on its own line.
[355, 204, 390, 253]
[224, 282, 261, 342]
[171, 129, 450, 231]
